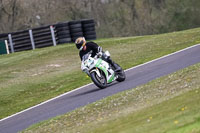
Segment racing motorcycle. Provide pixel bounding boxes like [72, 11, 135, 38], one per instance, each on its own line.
[81, 51, 126, 89]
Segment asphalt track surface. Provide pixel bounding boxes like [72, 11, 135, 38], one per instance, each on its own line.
[1, 44, 200, 133]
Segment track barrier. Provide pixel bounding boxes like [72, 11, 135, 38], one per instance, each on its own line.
[0, 19, 96, 54]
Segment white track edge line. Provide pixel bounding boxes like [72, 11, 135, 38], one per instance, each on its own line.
[125, 44, 200, 71]
[1, 43, 200, 122]
[0, 83, 93, 122]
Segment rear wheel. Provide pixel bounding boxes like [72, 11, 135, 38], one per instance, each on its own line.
[116, 69, 126, 82]
[115, 64, 126, 82]
[90, 70, 107, 89]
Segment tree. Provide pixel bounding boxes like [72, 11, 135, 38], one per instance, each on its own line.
[0, 0, 19, 32]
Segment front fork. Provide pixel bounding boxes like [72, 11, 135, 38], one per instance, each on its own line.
[90, 68, 101, 78]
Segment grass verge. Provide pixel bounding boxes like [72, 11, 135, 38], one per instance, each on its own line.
[1, 28, 200, 119]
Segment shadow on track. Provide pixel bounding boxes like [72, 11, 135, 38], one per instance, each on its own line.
[69, 82, 119, 98]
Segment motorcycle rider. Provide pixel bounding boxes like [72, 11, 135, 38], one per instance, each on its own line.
[75, 37, 120, 73]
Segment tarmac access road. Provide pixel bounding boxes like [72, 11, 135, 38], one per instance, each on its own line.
[1, 44, 200, 133]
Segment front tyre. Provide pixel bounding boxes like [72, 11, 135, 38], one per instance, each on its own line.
[90, 71, 107, 89]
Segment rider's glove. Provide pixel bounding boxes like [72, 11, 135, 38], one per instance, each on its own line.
[98, 46, 103, 53]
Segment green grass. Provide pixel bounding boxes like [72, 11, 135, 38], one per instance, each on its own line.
[1, 28, 200, 120]
[90, 88, 200, 133]
[22, 55, 200, 133]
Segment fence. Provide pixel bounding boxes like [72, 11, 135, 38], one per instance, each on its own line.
[0, 19, 96, 54]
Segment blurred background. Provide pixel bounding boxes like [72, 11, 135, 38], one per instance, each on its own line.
[0, 0, 200, 38]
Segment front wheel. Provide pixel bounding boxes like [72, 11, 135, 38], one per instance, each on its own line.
[90, 71, 107, 89]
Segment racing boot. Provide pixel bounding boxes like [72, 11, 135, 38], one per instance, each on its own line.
[112, 63, 121, 72]
[107, 58, 121, 72]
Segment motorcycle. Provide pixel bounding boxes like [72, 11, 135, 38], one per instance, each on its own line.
[81, 51, 126, 89]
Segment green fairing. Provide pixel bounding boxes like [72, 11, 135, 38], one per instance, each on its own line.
[99, 66, 108, 80]
[95, 59, 115, 83]
[108, 74, 115, 83]
[95, 59, 102, 67]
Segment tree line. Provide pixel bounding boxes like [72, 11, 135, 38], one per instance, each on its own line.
[0, 0, 200, 38]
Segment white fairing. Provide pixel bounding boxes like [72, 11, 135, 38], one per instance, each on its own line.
[81, 52, 116, 83]
[81, 56, 95, 71]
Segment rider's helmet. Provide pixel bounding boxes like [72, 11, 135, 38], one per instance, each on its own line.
[75, 37, 86, 50]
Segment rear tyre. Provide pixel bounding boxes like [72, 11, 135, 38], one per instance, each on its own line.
[116, 70, 126, 82]
[115, 64, 126, 82]
[90, 71, 107, 89]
